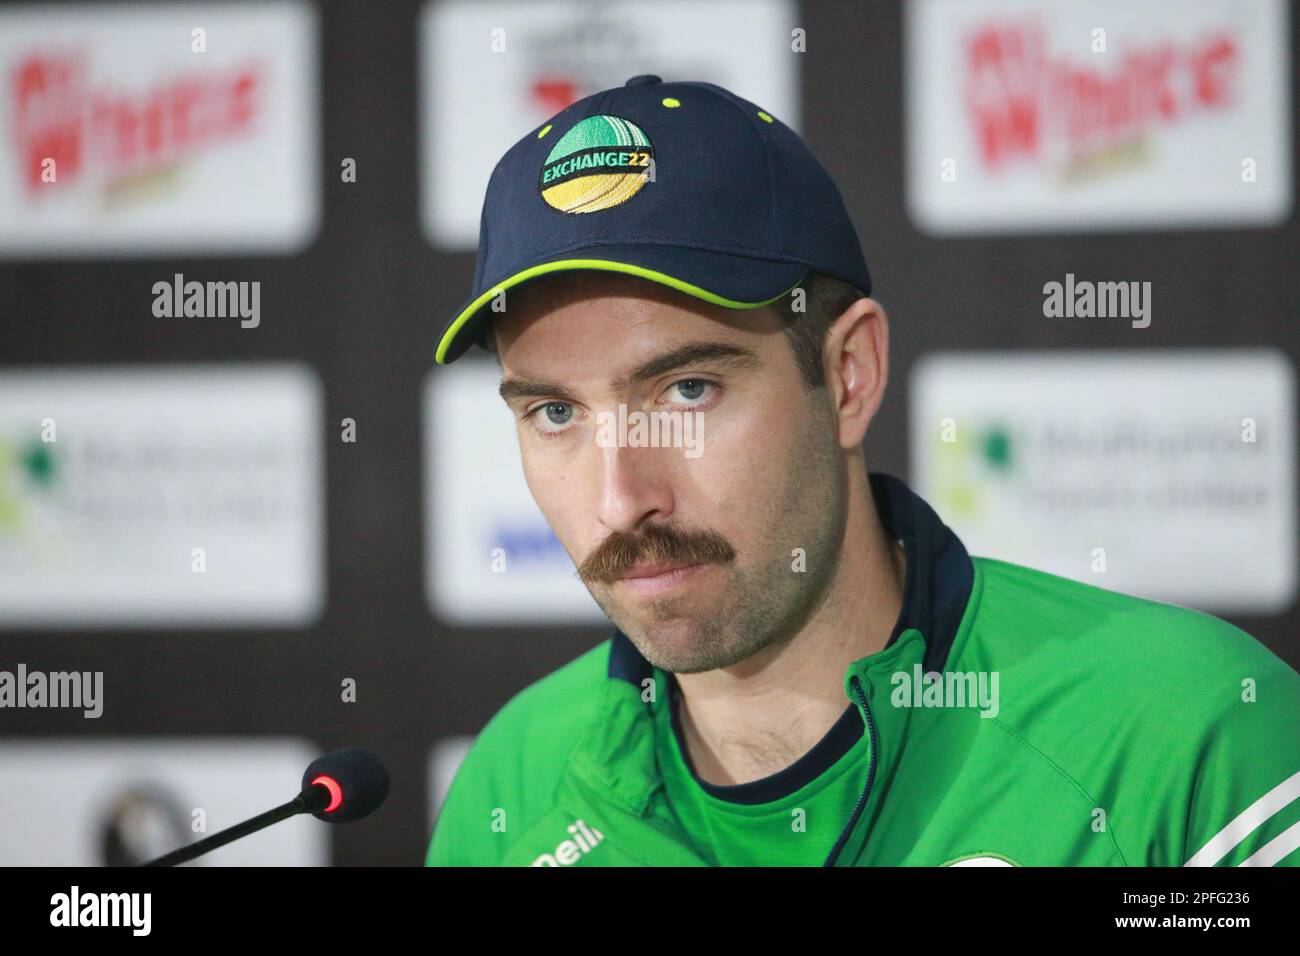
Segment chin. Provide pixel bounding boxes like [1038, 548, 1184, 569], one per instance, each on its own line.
[628, 615, 738, 673]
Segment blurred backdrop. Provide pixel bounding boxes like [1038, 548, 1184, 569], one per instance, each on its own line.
[0, 0, 1296, 865]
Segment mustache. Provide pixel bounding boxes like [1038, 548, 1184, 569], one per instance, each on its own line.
[576, 523, 736, 585]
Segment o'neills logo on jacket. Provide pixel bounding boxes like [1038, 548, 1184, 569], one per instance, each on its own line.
[10, 52, 262, 199]
[530, 819, 605, 866]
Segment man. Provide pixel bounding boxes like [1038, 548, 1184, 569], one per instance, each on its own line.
[426, 76, 1300, 866]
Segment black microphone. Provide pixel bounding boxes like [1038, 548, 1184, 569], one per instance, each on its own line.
[141, 747, 390, 867]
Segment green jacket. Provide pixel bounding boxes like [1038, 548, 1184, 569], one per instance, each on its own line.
[427, 474, 1300, 866]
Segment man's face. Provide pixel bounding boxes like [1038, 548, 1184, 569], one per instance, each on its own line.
[494, 272, 849, 675]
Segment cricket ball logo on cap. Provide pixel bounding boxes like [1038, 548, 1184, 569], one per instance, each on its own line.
[539, 115, 653, 213]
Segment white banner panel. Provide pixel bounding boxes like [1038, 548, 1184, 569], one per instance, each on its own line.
[420, 0, 800, 248]
[909, 350, 1296, 612]
[423, 361, 606, 625]
[0, 364, 325, 627]
[0, 738, 326, 865]
[0, 1, 320, 256]
[904, 0, 1292, 233]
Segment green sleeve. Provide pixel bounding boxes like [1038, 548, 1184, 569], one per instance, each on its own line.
[1180, 651, 1300, 867]
[425, 738, 504, 866]
[424, 642, 610, 866]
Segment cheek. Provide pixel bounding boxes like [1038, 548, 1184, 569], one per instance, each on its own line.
[689, 396, 802, 536]
[702, 391, 800, 482]
[519, 443, 566, 522]
[518, 444, 591, 561]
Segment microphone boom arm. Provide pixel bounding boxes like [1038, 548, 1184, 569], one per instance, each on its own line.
[141, 787, 326, 867]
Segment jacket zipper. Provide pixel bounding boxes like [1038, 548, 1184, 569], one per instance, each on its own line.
[822, 675, 878, 867]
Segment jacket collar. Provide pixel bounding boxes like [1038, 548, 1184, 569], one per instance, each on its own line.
[607, 471, 975, 684]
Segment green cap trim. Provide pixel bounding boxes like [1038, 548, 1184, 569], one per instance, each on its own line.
[435, 257, 805, 364]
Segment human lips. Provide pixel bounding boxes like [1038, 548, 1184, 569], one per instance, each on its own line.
[613, 560, 710, 594]
[617, 560, 699, 580]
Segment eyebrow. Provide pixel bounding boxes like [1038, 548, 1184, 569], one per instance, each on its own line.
[498, 341, 761, 404]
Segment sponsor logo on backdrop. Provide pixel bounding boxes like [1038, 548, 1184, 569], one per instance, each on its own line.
[0, 364, 324, 627]
[423, 363, 607, 624]
[904, 0, 1291, 232]
[0, 1, 319, 255]
[909, 351, 1296, 612]
[11, 52, 260, 199]
[419, 0, 798, 247]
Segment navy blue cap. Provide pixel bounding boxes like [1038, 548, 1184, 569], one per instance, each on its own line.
[435, 75, 872, 364]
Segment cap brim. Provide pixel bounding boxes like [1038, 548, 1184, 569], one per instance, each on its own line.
[435, 244, 809, 364]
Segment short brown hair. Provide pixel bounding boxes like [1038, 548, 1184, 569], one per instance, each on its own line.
[768, 271, 866, 389]
[475, 269, 865, 389]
